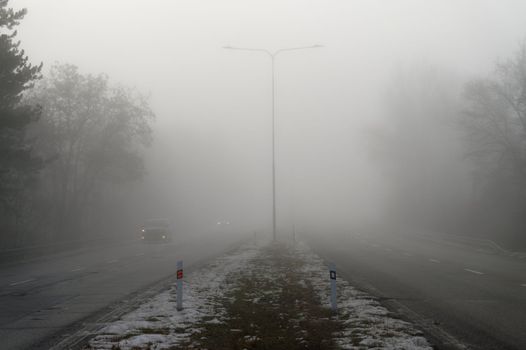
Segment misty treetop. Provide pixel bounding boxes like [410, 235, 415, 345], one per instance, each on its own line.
[0, 0, 41, 125]
[25, 63, 155, 239]
[463, 44, 526, 174]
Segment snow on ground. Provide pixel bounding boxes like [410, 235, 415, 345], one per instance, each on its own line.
[87, 243, 260, 349]
[88, 241, 431, 349]
[296, 242, 432, 350]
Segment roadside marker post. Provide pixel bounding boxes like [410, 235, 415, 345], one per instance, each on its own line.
[329, 263, 337, 312]
[176, 260, 183, 311]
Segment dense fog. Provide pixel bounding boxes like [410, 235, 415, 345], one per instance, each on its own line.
[3, 0, 526, 248]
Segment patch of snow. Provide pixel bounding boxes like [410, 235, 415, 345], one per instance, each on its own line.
[89, 241, 432, 349]
[205, 317, 222, 324]
[295, 242, 432, 350]
[88, 243, 260, 349]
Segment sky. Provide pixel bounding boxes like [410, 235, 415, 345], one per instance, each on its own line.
[13, 0, 526, 236]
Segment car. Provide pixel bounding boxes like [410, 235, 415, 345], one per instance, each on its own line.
[140, 219, 173, 243]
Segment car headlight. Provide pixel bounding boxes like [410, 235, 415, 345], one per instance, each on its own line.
[162, 235, 166, 239]
[141, 229, 145, 232]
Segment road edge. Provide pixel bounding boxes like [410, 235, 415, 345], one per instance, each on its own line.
[308, 243, 469, 350]
[38, 238, 251, 350]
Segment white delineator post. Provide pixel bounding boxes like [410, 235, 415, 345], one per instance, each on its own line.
[329, 263, 337, 312]
[176, 260, 183, 311]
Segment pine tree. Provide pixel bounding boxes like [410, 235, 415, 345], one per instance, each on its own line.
[0, 0, 42, 222]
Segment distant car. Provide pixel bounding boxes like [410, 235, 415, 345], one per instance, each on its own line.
[140, 219, 173, 243]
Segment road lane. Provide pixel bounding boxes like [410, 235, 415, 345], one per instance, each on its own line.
[305, 231, 526, 350]
[0, 235, 244, 349]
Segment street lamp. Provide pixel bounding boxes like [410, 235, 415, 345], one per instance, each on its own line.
[223, 44, 323, 241]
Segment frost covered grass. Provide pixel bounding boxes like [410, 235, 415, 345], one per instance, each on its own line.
[86, 241, 431, 350]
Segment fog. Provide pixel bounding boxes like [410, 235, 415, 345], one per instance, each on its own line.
[5, 2, 526, 349]
[13, 0, 526, 243]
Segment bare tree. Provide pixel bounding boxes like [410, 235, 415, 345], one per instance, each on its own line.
[26, 64, 154, 240]
[462, 41, 526, 242]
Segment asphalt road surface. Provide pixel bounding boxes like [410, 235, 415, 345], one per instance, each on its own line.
[305, 230, 526, 350]
[0, 235, 244, 349]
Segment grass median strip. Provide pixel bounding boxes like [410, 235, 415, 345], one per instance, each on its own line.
[86, 241, 431, 349]
[179, 243, 340, 349]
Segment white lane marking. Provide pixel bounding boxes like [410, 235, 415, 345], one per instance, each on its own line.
[107, 259, 118, 264]
[384, 247, 393, 252]
[403, 252, 413, 257]
[71, 267, 84, 272]
[464, 268, 484, 275]
[429, 259, 441, 263]
[521, 284, 526, 287]
[136, 253, 145, 256]
[9, 278, 35, 286]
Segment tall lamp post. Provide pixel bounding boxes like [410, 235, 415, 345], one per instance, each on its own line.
[223, 44, 323, 241]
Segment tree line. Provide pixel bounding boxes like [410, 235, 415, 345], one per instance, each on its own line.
[373, 42, 526, 247]
[1, 0, 525, 248]
[0, 1, 154, 249]
[463, 44, 526, 245]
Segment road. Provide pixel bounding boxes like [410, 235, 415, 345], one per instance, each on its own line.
[305, 230, 526, 350]
[0, 235, 243, 349]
